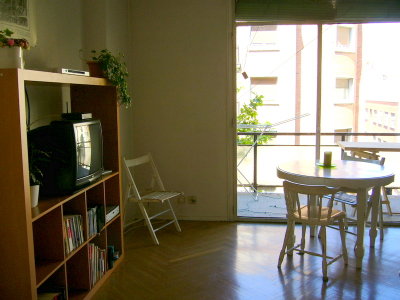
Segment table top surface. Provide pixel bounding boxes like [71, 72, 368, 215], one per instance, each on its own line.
[277, 160, 394, 188]
[337, 141, 400, 152]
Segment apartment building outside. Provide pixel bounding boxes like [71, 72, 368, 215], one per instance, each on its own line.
[237, 23, 400, 145]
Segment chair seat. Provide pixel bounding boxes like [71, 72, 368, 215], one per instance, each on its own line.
[140, 191, 182, 202]
[293, 206, 346, 224]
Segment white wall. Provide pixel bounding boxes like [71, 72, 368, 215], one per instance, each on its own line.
[22, 1, 82, 129]
[81, 0, 135, 162]
[129, 0, 235, 220]
[24, 0, 133, 156]
[22, 0, 234, 221]
[25, 1, 83, 72]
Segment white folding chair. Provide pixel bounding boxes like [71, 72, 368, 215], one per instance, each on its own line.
[123, 153, 182, 245]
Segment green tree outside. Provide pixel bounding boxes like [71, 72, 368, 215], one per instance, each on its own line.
[237, 93, 275, 145]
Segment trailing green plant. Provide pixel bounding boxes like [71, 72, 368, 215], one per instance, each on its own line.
[237, 93, 275, 145]
[91, 49, 132, 107]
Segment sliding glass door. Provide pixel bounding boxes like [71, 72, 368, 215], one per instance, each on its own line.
[236, 22, 400, 222]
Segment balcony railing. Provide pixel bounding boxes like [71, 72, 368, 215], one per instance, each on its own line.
[237, 132, 400, 191]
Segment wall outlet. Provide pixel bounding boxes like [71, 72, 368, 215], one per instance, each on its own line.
[187, 196, 197, 204]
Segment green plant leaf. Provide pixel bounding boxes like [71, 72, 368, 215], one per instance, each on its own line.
[90, 49, 132, 107]
[237, 93, 275, 145]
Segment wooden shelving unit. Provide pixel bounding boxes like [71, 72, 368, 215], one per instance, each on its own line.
[0, 68, 124, 299]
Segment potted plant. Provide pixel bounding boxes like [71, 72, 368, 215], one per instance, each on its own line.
[28, 143, 49, 207]
[0, 28, 29, 69]
[88, 49, 132, 107]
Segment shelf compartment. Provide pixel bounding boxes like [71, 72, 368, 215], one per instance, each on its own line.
[106, 217, 123, 270]
[63, 194, 87, 256]
[89, 231, 107, 288]
[35, 260, 65, 288]
[87, 183, 106, 238]
[86, 183, 105, 208]
[33, 207, 65, 285]
[66, 246, 90, 298]
[37, 265, 66, 298]
[105, 175, 121, 207]
[70, 84, 119, 172]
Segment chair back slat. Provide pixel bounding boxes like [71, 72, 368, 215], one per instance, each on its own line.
[124, 153, 166, 198]
[123, 156, 142, 200]
[283, 181, 340, 224]
[342, 152, 385, 166]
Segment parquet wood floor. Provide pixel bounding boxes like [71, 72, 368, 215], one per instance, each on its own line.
[92, 221, 400, 300]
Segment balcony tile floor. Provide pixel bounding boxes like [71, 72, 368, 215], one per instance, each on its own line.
[237, 191, 400, 222]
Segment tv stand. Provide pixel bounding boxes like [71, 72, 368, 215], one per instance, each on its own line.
[0, 68, 123, 299]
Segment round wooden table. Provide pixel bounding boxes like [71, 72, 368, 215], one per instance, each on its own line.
[277, 159, 394, 269]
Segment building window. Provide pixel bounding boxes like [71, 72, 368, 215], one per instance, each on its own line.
[250, 25, 278, 51]
[250, 77, 278, 102]
[335, 78, 353, 102]
[390, 112, 396, 130]
[384, 112, 389, 128]
[336, 25, 354, 51]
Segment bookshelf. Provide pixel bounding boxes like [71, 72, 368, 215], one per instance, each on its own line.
[0, 68, 124, 299]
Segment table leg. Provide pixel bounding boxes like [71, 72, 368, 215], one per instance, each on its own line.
[355, 189, 368, 269]
[369, 186, 380, 248]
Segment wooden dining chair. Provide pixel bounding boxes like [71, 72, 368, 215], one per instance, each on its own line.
[123, 153, 182, 245]
[333, 152, 386, 240]
[343, 151, 393, 216]
[278, 180, 347, 282]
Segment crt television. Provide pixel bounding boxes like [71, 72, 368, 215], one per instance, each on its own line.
[28, 119, 104, 195]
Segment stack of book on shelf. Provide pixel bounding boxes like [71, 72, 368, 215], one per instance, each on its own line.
[89, 243, 106, 286]
[63, 215, 84, 255]
[87, 205, 105, 237]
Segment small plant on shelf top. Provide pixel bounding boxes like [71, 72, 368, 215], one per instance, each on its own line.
[90, 49, 132, 108]
[0, 28, 29, 49]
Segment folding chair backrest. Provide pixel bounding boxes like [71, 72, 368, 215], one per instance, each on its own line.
[342, 152, 385, 166]
[122, 153, 182, 245]
[123, 153, 165, 201]
[283, 180, 340, 224]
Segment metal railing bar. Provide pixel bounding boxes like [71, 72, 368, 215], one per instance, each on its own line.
[236, 132, 400, 192]
[238, 132, 400, 136]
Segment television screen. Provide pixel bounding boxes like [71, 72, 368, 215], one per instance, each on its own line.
[74, 121, 103, 185]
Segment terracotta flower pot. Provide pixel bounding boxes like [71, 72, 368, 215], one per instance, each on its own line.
[87, 61, 104, 77]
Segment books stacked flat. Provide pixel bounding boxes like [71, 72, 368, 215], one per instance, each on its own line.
[88, 243, 106, 286]
[63, 215, 84, 255]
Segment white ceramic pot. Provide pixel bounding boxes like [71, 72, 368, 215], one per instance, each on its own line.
[30, 185, 39, 208]
[0, 47, 24, 69]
